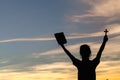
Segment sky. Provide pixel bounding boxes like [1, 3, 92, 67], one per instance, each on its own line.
[0, 0, 120, 80]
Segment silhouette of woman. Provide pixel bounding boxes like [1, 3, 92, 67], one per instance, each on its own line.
[60, 32, 108, 80]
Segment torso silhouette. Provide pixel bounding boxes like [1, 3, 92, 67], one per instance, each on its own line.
[73, 58, 99, 80]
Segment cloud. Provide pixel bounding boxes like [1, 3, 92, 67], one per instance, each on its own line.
[66, 23, 120, 40]
[0, 60, 8, 64]
[105, 24, 120, 35]
[32, 24, 120, 58]
[29, 62, 74, 72]
[32, 40, 100, 58]
[69, 0, 120, 23]
[0, 37, 55, 43]
[0, 62, 77, 80]
[0, 61, 119, 80]
[0, 24, 120, 43]
[86, 0, 120, 17]
[32, 42, 81, 58]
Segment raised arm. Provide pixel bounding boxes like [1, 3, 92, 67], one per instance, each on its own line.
[96, 34, 108, 61]
[60, 44, 76, 62]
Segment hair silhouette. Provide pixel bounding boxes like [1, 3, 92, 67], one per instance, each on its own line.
[56, 30, 108, 80]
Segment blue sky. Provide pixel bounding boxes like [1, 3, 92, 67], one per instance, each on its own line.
[0, 0, 69, 37]
[0, 0, 120, 80]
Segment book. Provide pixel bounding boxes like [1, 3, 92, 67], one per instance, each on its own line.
[54, 32, 67, 45]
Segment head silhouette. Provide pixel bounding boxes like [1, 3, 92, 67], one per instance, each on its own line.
[80, 44, 91, 60]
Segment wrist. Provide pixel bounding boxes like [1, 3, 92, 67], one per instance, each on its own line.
[60, 44, 64, 46]
[103, 40, 107, 43]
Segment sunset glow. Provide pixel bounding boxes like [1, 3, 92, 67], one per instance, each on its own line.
[0, 0, 120, 80]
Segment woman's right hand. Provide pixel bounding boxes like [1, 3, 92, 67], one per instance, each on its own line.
[103, 35, 108, 42]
